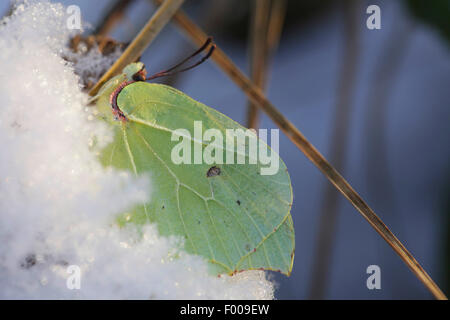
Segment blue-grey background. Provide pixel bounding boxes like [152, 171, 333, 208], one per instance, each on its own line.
[3, 0, 447, 299]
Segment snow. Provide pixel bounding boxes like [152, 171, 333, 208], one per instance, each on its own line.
[0, 0, 274, 299]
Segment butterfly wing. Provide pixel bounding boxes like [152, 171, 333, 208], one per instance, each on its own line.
[98, 82, 295, 275]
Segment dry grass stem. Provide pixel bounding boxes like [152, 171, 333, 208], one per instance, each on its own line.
[161, 4, 447, 300]
[89, 0, 185, 96]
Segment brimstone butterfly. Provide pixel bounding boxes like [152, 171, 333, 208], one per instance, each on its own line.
[92, 40, 295, 276]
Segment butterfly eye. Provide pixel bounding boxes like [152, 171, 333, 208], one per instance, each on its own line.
[132, 68, 147, 81]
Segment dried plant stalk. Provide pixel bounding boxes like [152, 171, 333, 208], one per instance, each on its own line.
[161, 3, 447, 300]
[266, 0, 287, 52]
[309, 0, 362, 299]
[89, 0, 185, 96]
[246, 0, 271, 129]
[246, 0, 286, 130]
[94, 0, 135, 37]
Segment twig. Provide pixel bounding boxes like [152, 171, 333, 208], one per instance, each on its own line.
[308, 0, 361, 299]
[246, 0, 271, 129]
[89, 0, 185, 96]
[362, 15, 415, 298]
[364, 21, 414, 210]
[94, 0, 135, 37]
[266, 0, 287, 52]
[154, 0, 224, 87]
[247, 0, 286, 130]
[161, 2, 447, 300]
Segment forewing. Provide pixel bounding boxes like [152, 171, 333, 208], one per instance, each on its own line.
[98, 82, 295, 275]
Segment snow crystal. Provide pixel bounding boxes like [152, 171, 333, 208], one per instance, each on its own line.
[0, 1, 274, 299]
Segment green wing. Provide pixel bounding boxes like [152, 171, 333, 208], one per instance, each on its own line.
[98, 82, 295, 275]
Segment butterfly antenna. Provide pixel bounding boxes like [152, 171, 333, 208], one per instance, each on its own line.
[146, 37, 215, 81]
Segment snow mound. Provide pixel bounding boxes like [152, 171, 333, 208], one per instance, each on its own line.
[0, 1, 274, 299]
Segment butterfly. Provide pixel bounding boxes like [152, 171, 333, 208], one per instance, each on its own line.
[91, 38, 294, 276]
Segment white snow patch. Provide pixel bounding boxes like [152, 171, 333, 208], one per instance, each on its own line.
[0, 1, 274, 299]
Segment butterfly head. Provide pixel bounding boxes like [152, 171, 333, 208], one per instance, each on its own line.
[123, 62, 147, 82]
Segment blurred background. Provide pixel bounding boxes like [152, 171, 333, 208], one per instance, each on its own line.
[3, 0, 448, 299]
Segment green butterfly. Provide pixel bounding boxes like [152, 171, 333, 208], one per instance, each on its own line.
[91, 39, 295, 276]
